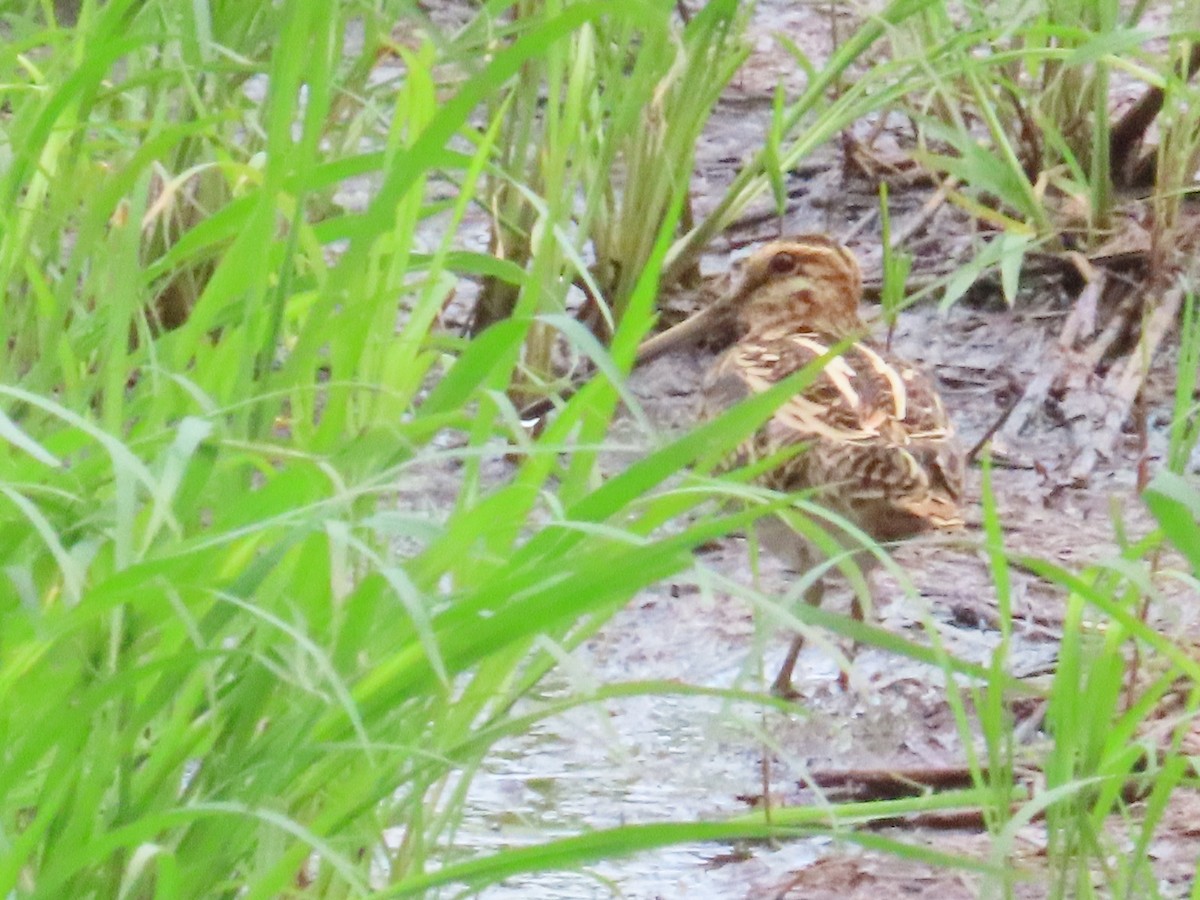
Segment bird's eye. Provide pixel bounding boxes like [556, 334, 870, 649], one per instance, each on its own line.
[769, 251, 796, 274]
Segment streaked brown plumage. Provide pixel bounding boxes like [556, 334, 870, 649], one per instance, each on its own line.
[638, 235, 965, 697]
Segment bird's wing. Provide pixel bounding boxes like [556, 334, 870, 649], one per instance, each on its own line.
[703, 332, 965, 536]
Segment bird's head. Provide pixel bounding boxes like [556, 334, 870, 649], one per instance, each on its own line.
[727, 235, 863, 337]
[636, 235, 865, 364]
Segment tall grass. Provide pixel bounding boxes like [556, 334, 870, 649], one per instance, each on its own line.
[886, 0, 1200, 296]
[3, 1, 742, 893]
[0, 0, 933, 893]
[2, 0, 1199, 896]
[473, 0, 749, 347]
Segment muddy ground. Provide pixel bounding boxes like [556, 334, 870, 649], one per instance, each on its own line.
[381, 2, 1200, 897]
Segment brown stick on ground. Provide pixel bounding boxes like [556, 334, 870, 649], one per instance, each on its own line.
[802, 753, 1188, 831]
[808, 764, 989, 794]
[1109, 44, 1200, 186]
[890, 176, 958, 249]
[858, 246, 1147, 301]
[1067, 283, 1186, 482]
[995, 271, 1113, 448]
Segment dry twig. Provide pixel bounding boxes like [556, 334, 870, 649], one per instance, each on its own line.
[1067, 283, 1186, 482]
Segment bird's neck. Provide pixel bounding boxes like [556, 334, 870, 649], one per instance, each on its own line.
[739, 304, 865, 340]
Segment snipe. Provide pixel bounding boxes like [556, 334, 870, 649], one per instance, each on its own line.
[638, 235, 966, 697]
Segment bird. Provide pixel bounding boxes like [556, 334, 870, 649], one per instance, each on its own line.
[636, 235, 966, 697]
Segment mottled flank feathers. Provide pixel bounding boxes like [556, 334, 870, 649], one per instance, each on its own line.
[704, 329, 964, 543]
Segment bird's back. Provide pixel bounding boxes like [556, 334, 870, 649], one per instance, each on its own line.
[702, 329, 965, 542]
